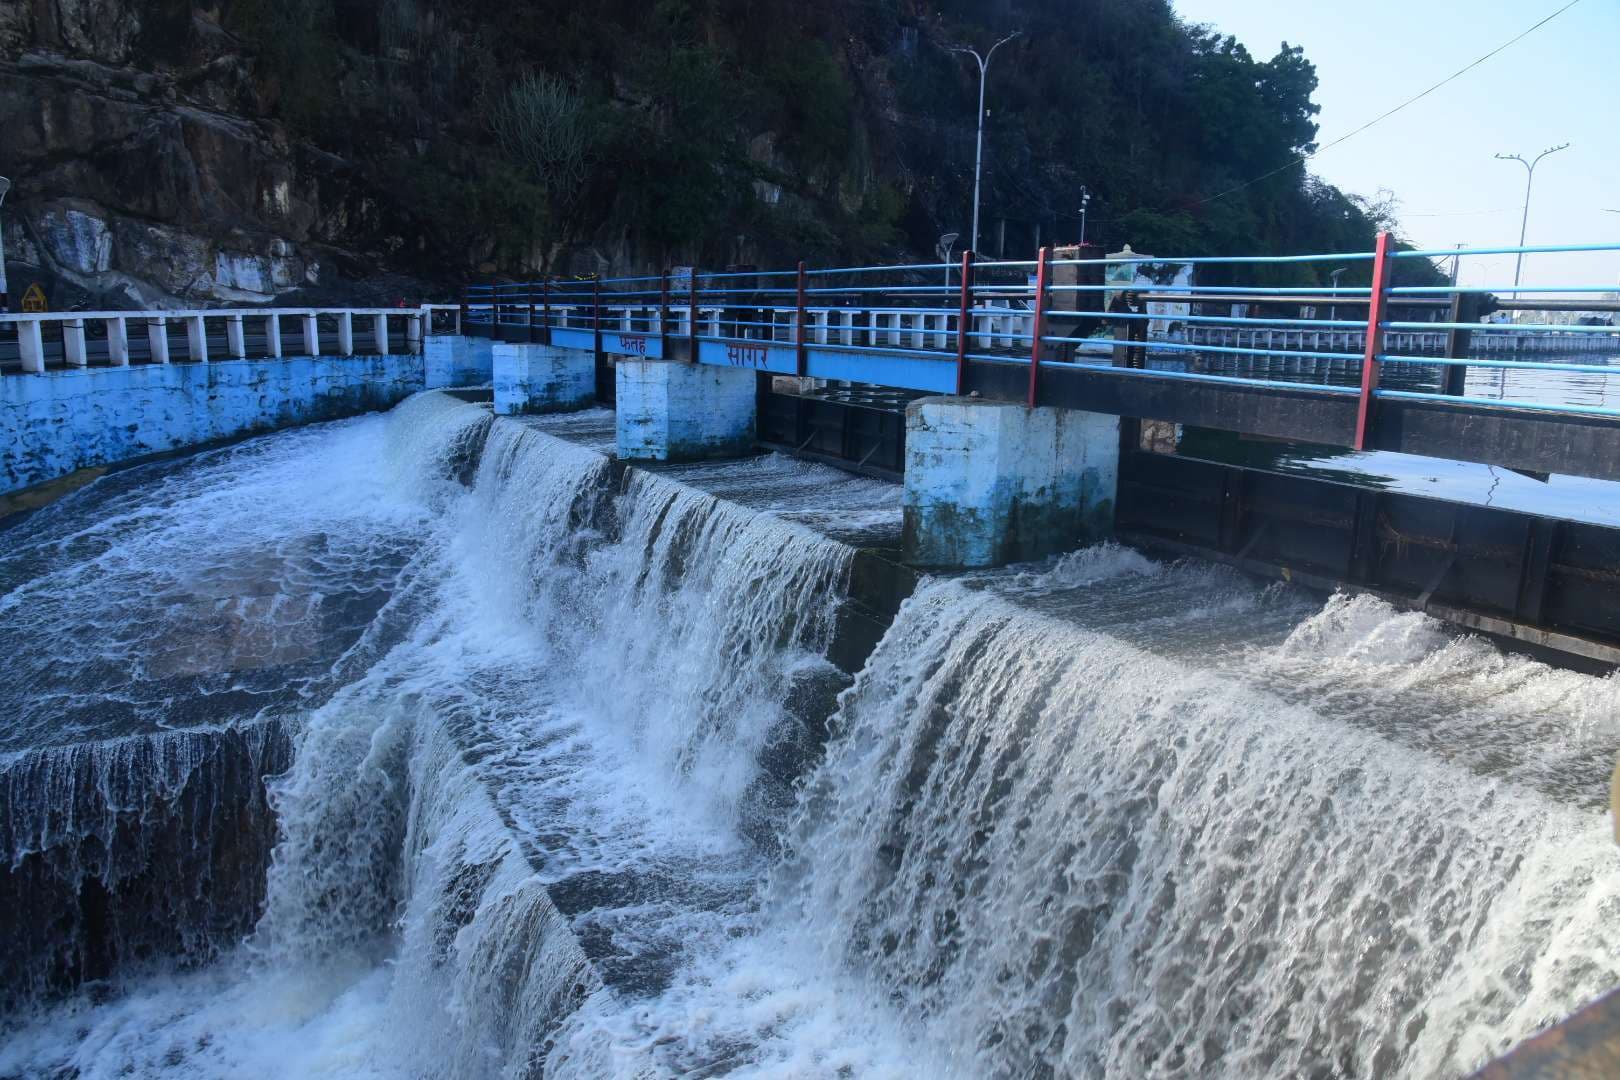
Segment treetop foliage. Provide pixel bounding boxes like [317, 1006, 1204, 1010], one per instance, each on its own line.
[224, 0, 1442, 283]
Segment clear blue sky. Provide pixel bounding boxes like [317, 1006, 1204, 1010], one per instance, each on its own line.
[1170, 0, 1620, 292]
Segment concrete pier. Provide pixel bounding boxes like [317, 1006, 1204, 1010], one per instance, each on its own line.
[492, 343, 596, 415]
[425, 336, 495, 388]
[902, 396, 1118, 569]
[616, 359, 756, 462]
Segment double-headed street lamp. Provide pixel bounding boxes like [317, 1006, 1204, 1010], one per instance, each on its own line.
[949, 32, 1021, 256]
[1494, 144, 1570, 290]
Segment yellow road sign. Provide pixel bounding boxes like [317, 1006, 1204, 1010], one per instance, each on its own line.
[19, 283, 47, 313]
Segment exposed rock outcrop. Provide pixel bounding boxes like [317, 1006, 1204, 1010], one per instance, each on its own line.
[0, 6, 427, 310]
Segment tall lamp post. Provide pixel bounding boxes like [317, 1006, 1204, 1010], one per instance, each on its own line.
[0, 177, 10, 313]
[950, 32, 1021, 256]
[1495, 143, 1569, 290]
[1078, 186, 1091, 247]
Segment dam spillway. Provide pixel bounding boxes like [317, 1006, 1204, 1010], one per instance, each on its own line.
[0, 390, 1617, 1078]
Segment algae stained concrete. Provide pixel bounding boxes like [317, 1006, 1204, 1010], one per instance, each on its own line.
[492, 343, 596, 416]
[615, 359, 757, 463]
[425, 336, 495, 389]
[1, 355, 423, 495]
[902, 396, 1118, 569]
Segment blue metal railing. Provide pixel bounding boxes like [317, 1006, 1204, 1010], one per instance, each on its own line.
[457, 236, 1620, 436]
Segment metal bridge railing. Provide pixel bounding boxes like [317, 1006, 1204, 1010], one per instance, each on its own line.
[464, 235, 1620, 439]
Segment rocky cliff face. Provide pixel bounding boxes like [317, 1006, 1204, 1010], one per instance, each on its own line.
[1, 1, 425, 311]
[0, 0, 1402, 312]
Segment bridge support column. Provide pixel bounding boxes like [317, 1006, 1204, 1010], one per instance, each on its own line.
[902, 397, 1118, 569]
[616, 359, 756, 462]
[424, 335, 495, 389]
[493, 343, 596, 415]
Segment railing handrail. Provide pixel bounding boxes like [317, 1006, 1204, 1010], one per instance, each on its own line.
[0, 306, 428, 324]
[12, 240, 1608, 424]
[454, 234, 1617, 424]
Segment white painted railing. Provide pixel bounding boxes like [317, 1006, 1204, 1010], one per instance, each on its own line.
[477, 301, 1042, 355]
[1185, 325, 1614, 356]
[0, 306, 436, 374]
[472, 300, 1615, 361]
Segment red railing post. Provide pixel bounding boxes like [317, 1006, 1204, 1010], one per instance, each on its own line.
[1026, 245, 1051, 408]
[659, 269, 670, 359]
[794, 260, 808, 377]
[955, 250, 975, 395]
[525, 280, 536, 344]
[1354, 231, 1395, 450]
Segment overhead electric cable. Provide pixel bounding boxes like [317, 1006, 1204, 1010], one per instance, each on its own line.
[1193, 0, 1585, 206]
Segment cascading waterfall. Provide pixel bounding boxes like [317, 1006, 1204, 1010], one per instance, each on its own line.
[775, 550, 1620, 1078]
[0, 723, 291, 1010]
[0, 395, 920, 1077]
[0, 398, 465, 1009]
[3, 389, 1616, 1080]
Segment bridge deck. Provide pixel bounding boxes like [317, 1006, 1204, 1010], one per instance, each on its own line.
[462, 237, 1619, 481]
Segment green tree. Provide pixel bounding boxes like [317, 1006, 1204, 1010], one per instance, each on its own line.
[489, 73, 593, 271]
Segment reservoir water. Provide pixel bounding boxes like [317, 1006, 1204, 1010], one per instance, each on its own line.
[1, 390, 1616, 1078]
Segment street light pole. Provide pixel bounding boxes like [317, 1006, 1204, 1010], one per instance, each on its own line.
[0, 177, 10, 314]
[937, 231, 959, 292]
[951, 32, 1020, 255]
[1078, 186, 1091, 247]
[1495, 143, 1570, 290]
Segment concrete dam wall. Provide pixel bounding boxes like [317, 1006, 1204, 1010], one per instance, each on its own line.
[1, 390, 1616, 1078]
[0, 336, 496, 496]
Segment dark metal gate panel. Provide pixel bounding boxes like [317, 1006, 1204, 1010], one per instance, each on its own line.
[1118, 451, 1620, 667]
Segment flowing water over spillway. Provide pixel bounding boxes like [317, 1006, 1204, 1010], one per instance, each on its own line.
[1, 391, 1617, 1078]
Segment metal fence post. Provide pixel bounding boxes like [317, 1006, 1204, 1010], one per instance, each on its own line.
[1026, 245, 1051, 408]
[955, 250, 975, 395]
[688, 269, 700, 363]
[458, 286, 469, 337]
[1442, 291, 1482, 397]
[526, 281, 536, 344]
[659, 269, 671, 359]
[541, 277, 552, 345]
[592, 275, 603, 367]
[795, 261, 808, 377]
[1354, 231, 1395, 450]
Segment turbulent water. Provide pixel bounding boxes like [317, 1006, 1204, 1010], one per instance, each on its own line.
[1, 390, 1616, 1078]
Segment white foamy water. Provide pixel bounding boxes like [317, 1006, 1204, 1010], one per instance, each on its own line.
[776, 550, 1620, 1078]
[2, 391, 1616, 1079]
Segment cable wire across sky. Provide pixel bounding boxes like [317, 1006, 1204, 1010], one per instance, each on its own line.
[1194, 0, 1585, 206]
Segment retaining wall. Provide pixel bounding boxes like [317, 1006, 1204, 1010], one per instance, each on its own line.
[1, 354, 424, 494]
